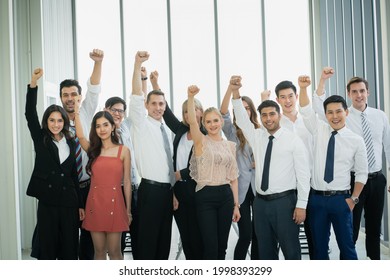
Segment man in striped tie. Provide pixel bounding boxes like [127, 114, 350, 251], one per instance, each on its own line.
[314, 71, 390, 260]
[60, 49, 104, 260]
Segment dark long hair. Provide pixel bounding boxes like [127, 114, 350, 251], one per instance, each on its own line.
[233, 96, 260, 151]
[41, 104, 72, 145]
[86, 111, 119, 174]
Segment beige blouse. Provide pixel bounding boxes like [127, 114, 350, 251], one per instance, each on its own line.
[189, 135, 239, 192]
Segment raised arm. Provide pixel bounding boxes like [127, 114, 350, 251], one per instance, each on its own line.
[74, 97, 90, 152]
[25, 68, 44, 140]
[298, 75, 311, 108]
[316, 67, 334, 97]
[141, 66, 148, 96]
[220, 83, 233, 115]
[89, 49, 104, 85]
[260, 89, 271, 102]
[132, 51, 150, 96]
[187, 85, 204, 155]
[150, 70, 161, 91]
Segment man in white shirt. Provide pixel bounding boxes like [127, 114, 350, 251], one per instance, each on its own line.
[261, 80, 314, 259]
[231, 76, 310, 260]
[298, 75, 368, 260]
[313, 71, 390, 259]
[129, 51, 175, 260]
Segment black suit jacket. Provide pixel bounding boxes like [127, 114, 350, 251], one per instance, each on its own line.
[163, 104, 207, 180]
[25, 85, 82, 208]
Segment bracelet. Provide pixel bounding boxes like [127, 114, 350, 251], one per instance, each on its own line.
[141, 77, 148, 81]
[234, 203, 240, 209]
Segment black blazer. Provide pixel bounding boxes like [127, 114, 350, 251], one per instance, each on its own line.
[25, 85, 82, 208]
[163, 103, 207, 181]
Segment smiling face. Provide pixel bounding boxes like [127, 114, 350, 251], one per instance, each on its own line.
[95, 116, 115, 141]
[60, 86, 80, 114]
[325, 102, 348, 131]
[106, 102, 125, 127]
[276, 88, 297, 114]
[260, 106, 281, 134]
[347, 81, 369, 112]
[47, 111, 64, 139]
[146, 94, 166, 121]
[203, 110, 223, 136]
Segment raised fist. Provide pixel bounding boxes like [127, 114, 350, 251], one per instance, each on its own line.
[187, 85, 200, 97]
[298, 75, 311, 88]
[89, 49, 104, 62]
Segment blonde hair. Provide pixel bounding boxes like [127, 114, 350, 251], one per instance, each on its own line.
[182, 98, 204, 126]
[202, 107, 223, 127]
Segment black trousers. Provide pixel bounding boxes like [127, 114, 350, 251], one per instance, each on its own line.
[121, 186, 139, 259]
[36, 201, 79, 260]
[196, 185, 234, 260]
[173, 180, 203, 259]
[351, 172, 387, 260]
[234, 186, 258, 260]
[78, 183, 94, 260]
[137, 179, 173, 260]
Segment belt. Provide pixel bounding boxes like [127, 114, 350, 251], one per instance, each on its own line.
[256, 189, 296, 201]
[79, 179, 91, 189]
[368, 171, 382, 179]
[311, 189, 350, 196]
[141, 178, 172, 189]
[351, 171, 382, 180]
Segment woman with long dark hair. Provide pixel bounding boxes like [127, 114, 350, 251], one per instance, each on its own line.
[75, 104, 131, 260]
[220, 83, 260, 260]
[25, 68, 84, 259]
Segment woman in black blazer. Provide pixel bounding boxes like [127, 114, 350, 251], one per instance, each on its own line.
[25, 68, 85, 260]
[163, 97, 207, 259]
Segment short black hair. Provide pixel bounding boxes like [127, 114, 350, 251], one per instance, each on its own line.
[105, 96, 127, 111]
[257, 100, 280, 115]
[275, 80, 297, 98]
[59, 79, 82, 97]
[323, 95, 348, 112]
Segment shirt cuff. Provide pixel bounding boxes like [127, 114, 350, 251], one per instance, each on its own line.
[87, 78, 101, 94]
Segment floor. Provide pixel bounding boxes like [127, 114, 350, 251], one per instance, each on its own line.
[124, 221, 390, 260]
[22, 221, 389, 260]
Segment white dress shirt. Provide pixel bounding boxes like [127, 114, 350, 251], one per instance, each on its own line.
[119, 117, 140, 185]
[280, 113, 314, 172]
[70, 78, 101, 182]
[346, 106, 390, 173]
[232, 98, 310, 209]
[312, 93, 390, 173]
[299, 103, 368, 190]
[129, 94, 173, 183]
[52, 136, 70, 164]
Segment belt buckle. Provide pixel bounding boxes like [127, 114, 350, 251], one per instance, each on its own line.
[325, 190, 336, 196]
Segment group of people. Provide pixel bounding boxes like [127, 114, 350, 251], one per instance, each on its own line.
[25, 49, 389, 260]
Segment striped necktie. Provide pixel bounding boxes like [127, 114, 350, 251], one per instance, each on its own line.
[361, 112, 376, 170]
[160, 123, 175, 186]
[70, 126, 83, 181]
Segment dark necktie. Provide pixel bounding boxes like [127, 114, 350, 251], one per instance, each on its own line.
[324, 130, 338, 183]
[261, 135, 274, 192]
[160, 123, 175, 185]
[70, 126, 83, 181]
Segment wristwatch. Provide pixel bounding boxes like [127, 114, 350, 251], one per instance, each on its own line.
[350, 196, 359, 205]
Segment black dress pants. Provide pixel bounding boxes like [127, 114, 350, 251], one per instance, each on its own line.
[173, 180, 203, 259]
[234, 186, 258, 259]
[37, 201, 79, 260]
[137, 179, 173, 260]
[195, 185, 233, 260]
[351, 172, 387, 260]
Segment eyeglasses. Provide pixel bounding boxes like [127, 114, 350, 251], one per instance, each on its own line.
[109, 108, 125, 114]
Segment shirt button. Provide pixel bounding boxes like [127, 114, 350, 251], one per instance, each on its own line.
[110, 212, 114, 215]
[60, 173, 64, 177]
[48, 184, 52, 188]
[112, 199, 115, 202]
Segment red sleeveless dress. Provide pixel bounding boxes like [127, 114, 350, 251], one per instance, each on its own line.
[82, 145, 128, 232]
